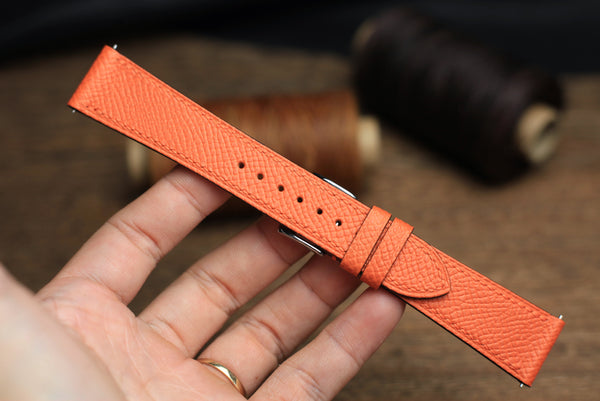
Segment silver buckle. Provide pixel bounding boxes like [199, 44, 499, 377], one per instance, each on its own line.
[278, 174, 357, 258]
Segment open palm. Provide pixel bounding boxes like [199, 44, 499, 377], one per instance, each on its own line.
[0, 166, 404, 401]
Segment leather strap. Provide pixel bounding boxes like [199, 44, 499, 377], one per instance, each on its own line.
[68, 46, 564, 386]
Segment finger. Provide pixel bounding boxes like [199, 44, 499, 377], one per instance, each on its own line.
[138, 216, 308, 356]
[252, 289, 405, 401]
[39, 166, 230, 304]
[0, 263, 126, 401]
[198, 253, 362, 394]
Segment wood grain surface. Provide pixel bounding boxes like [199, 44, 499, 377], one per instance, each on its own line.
[0, 36, 598, 400]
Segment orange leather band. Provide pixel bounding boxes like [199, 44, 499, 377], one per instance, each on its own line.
[68, 46, 564, 386]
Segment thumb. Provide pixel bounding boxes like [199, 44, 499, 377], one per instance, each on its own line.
[0, 262, 126, 401]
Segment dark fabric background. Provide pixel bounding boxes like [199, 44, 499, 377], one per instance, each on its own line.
[3, 1, 600, 72]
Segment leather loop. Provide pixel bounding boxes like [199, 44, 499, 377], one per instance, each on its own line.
[341, 206, 391, 277]
[362, 218, 414, 289]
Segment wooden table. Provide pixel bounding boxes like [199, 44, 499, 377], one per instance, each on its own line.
[1, 36, 598, 400]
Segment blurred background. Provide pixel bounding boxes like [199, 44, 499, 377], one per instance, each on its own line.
[3, 0, 600, 72]
[1, 1, 599, 400]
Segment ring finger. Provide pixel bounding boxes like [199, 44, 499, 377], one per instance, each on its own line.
[253, 289, 405, 401]
[197, 252, 363, 395]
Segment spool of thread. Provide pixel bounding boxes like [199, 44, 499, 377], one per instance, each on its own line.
[353, 7, 564, 182]
[127, 90, 380, 196]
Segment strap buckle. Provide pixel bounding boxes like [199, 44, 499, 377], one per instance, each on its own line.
[279, 174, 356, 258]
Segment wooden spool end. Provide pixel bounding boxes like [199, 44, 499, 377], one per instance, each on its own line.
[516, 103, 560, 165]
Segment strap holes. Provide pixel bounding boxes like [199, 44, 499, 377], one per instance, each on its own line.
[317, 208, 323, 215]
[238, 161, 245, 169]
[257, 173, 264, 180]
[335, 219, 342, 226]
[278, 185, 285, 192]
[297, 197, 303, 203]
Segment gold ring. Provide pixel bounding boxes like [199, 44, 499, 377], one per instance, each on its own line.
[198, 358, 246, 397]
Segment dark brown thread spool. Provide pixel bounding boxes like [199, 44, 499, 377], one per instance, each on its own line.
[127, 90, 380, 197]
[353, 8, 564, 183]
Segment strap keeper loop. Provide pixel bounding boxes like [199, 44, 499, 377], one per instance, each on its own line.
[340, 206, 414, 289]
[340, 206, 391, 278]
[361, 217, 413, 288]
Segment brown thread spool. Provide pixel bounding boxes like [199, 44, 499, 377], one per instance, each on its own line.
[353, 8, 564, 183]
[127, 90, 380, 199]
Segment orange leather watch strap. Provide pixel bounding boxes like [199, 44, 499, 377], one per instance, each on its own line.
[68, 46, 564, 386]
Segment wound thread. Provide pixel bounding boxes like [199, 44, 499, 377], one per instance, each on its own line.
[128, 91, 380, 194]
[353, 7, 564, 183]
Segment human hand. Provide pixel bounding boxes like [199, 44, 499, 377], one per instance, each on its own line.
[0, 166, 405, 401]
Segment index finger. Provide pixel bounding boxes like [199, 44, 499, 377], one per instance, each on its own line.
[39, 166, 230, 304]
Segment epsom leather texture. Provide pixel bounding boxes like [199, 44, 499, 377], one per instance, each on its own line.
[68, 46, 564, 386]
